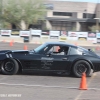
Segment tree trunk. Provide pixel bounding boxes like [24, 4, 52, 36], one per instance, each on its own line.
[20, 20, 27, 30]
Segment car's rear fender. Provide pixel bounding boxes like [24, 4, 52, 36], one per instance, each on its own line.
[71, 58, 94, 72]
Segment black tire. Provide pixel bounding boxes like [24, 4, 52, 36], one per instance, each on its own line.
[1, 59, 19, 75]
[72, 60, 92, 78]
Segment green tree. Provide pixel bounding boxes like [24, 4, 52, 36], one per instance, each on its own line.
[2, 0, 46, 30]
[89, 25, 100, 32]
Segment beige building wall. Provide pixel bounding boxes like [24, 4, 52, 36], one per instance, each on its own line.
[87, 3, 97, 13]
[96, 4, 100, 18]
[77, 13, 83, 19]
[46, 1, 88, 12]
[45, 1, 100, 31]
[46, 1, 98, 19]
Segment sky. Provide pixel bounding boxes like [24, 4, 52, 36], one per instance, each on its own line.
[53, 0, 100, 3]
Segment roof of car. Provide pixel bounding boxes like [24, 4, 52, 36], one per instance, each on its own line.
[45, 42, 77, 48]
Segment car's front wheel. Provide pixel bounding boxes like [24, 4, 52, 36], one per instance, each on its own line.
[1, 59, 19, 75]
[72, 60, 92, 78]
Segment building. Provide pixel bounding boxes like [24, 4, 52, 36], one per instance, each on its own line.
[44, 0, 100, 31]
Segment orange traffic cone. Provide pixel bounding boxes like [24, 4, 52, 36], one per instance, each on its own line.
[9, 41, 13, 46]
[79, 72, 87, 90]
[24, 45, 28, 50]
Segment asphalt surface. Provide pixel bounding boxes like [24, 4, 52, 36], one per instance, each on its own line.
[0, 42, 100, 100]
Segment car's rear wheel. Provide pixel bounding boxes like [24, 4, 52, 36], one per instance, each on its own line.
[72, 60, 92, 78]
[1, 59, 19, 75]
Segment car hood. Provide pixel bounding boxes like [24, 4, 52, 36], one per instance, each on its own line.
[12, 50, 29, 53]
[0, 50, 12, 54]
[0, 50, 29, 54]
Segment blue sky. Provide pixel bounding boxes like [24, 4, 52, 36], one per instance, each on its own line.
[53, 0, 100, 3]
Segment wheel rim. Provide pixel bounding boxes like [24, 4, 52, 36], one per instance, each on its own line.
[76, 63, 87, 75]
[4, 61, 14, 72]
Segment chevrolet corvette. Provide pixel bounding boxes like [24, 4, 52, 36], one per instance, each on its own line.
[0, 42, 100, 77]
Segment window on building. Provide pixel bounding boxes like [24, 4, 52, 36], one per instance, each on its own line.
[44, 4, 54, 10]
[83, 13, 96, 18]
[53, 12, 72, 16]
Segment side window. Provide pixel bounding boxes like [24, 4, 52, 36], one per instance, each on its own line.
[47, 45, 69, 55]
[43, 46, 49, 52]
[49, 46, 60, 52]
[70, 47, 82, 55]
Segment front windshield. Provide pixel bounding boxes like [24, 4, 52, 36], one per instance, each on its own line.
[34, 43, 47, 53]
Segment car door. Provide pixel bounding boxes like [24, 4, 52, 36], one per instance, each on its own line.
[40, 55, 54, 70]
[22, 44, 52, 70]
[50, 54, 69, 71]
[17, 53, 41, 70]
[40, 45, 69, 71]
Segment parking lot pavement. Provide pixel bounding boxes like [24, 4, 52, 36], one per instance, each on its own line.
[0, 84, 80, 100]
[0, 42, 100, 99]
[75, 72, 100, 100]
[0, 72, 99, 100]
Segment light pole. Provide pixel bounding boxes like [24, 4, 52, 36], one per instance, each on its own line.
[94, 18, 100, 32]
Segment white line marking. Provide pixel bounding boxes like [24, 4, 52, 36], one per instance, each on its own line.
[0, 82, 99, 90]
[0, 82, 78, 88]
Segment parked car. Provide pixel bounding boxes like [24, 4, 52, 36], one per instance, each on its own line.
[0, 42, 100, 77]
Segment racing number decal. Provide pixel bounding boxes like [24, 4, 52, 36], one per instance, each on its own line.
[41, 57, 54, 69]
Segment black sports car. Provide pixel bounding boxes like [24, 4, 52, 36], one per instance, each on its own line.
[0, 42, 100, 77]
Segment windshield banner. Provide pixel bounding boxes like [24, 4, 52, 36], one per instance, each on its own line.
[0, 30, 11, 36]
[11, 30, 19, 36]
[78, 37, 87, 41]
[87, 38, 97, 42]
[41, 30, 49, 35]
[97, 38, 100, 43]
[50, 31, 60, 36]
[87, 32, 96, 42]
[20, 31, 30, 37]
[88, 32, 96, 38]
[31, 30, 41, 36]
[68, 31, 78, 40]
[77, 32, 88, 38]
[96, 33, 100, 43]
[60, 31, 67, 36]
[96, 33, 100, 38]
[68, 31, 78, 37]
[59, 31, 67, 41]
